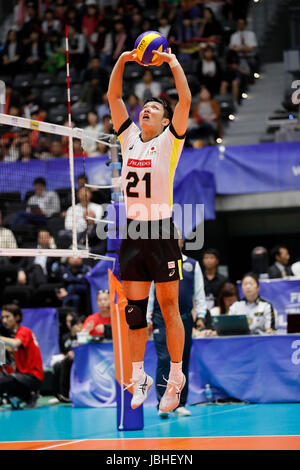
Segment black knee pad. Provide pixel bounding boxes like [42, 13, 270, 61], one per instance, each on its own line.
[125, 298, 148, 330]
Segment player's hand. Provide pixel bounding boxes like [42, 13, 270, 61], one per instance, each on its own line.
[151, 48, 174, 67]
[121, 49, 146, 67]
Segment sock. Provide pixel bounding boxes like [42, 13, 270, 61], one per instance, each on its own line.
[169, 361, 183, 383]
[132, 361, 144, 381]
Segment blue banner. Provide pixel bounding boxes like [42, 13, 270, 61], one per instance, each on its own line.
[21, 307, 60, 368]
[237, 278, 300, 333]
[70, 335, 300, 407]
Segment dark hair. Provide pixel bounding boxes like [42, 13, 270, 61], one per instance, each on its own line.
[203, 248, 220, 260]
[2, 304, 23, 323]
[77, 173, 88, 181]
[241, 272, 259, 286]
[218, 282, 239, 314]
[34, 177, 46, 186]
[143, 97, 173, 121]
[270, 244, 288, 261]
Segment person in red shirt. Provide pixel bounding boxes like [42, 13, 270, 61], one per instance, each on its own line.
[0, 304, 44, 409]
[82, 290, 111, 338]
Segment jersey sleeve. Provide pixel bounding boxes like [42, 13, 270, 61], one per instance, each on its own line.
[117, 118, 140, 161]
[15, 327, 31, 348]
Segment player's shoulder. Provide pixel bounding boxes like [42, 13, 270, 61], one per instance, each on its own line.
[116, 118, 139, 137]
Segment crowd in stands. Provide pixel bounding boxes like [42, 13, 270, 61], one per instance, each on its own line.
[0, 0, 258, 158]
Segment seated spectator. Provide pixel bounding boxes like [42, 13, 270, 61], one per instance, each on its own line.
[49, 140, 67, 159]
[17, 141, 37, 162]
[197, 7, 223, 48]
[82, 289, 112, 339]
[229, 272, 276, 335]
[66, 24, 87, 70]
[112, 20, 130, 63]
[17, 229, 61, 289]
[126, 93, 142, 126]
[0, 210, 18, 249]
[44, 30, 65, 74]
[229, 18, 259, 79]
[195, 45, 223, 97]
[134, 69, 162, 103]
[268, 245, 294, 279]
[220, 49, 248, 104]
[22, 30, 45, 75]
[82, 1, 103, 40]
[202, 248, 228, 309]
[19, 2, 41, 46]
[189, 86, 222, 145]
[97, 92, 111, 122]
[89, 21, 113, 67]
[41, 8, 62, 39]
[12, 177, 61, 228]
[251, 246, 269, 279]
[64, 186, 104, 238]
[210, 282, 239, 316]
[1, 29, 23, 78]
[83, 110, 104, 156]
[55, 256, 91, 314]
[52, 314, 83, 403]
[0, 304, 44, 409]
[78, 56, 110, 106]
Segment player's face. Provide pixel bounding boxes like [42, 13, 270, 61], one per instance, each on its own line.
[241, 276, 259, 301]
[139, 102, 169, 132]
[1, 310, 18, 330]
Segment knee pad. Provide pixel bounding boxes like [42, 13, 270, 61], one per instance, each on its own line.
[125, 298, 148, 330]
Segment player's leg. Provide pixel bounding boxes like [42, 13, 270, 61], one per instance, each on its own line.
[122, 280, 153, 409]
[155, 280, 186, 412]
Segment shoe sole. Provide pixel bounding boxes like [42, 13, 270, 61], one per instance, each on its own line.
[159, 375, 186, 413]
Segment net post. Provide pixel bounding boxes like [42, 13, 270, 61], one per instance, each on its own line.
[0, 340, 5, 365]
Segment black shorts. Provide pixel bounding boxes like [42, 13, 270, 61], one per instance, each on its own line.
[119, 218, 183, 283]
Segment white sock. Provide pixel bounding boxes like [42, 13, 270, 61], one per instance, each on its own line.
[132, 361, 144, 381]
[169, 361, 183, 383]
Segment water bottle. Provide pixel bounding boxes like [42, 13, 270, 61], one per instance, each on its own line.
[205, 384, 213, 403]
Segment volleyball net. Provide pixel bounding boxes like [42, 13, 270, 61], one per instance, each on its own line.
[0, 111, 121, 263]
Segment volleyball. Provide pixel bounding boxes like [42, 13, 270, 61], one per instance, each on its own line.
[134, 31, 168, 65]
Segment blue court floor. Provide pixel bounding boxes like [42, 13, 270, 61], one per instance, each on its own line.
[1, 400, 300, 446]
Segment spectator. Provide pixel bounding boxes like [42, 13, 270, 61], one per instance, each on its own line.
[44, 31, 65, 74]
[197, 7, 223, 47]
[1, 29, 23, 78]
[97, 92, 111, 122]
[41, 8, 62, 39]
[268, 245, 294, 279]
[0, 210, 18, 249]
[112, 20, 130, 63]
[55, 256, 91, 314]
[251, 246, 269, 279]
[147, 236, 207, 418]
[210, 282, 239, 316]
[126, 93, 142, 126]
[52, 314, 83, 403]
[22, 30, 45, 74]
[229, 18, 259, 79]
[220, 49, 248, 104]
[195, 45, 223, 96]
[17, 141, 37, 162]
[134, 69, 162, 103]
[49, 140, 67, 159]
[17, 229, 60, 289]
[78, 56, 110, 106]
[0, 304, 44, 409]
[26, 177, 61, 218]
[89, 21, 113, 67]
[202, 248, 228, 309]
[64, 186, 104, 235]
[19, 2, 41, 46]
[82, 290, 112, 339]
[54, 0, 69, 28]
[82, 1, 103, 40]
[66, 24, 87, 70]
[83, 110, 104, 156]
[189, 86, 222, 145]
[66, 7, 83, 32]
[229, 272, 276, 335]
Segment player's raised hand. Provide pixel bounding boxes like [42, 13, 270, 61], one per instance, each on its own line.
[151, 47, 174, 67]
[121, 49, 147, 66]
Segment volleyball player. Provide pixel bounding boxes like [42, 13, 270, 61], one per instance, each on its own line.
[107, 47, 191, 413]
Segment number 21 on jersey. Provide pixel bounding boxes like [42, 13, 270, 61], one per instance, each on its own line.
[126, 171, 151, 198]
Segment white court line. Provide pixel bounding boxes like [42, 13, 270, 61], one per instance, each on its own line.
[36, 439, 87, 450]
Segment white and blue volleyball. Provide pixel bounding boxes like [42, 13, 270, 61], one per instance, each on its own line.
[134, 31, 168, 65]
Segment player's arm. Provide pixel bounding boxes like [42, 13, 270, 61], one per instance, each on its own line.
[107, 50, 144, 133]
[152, 48, 192, 136]
[0, 335, 22, 350]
